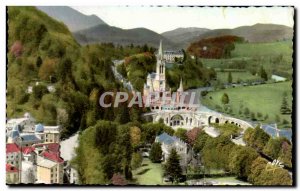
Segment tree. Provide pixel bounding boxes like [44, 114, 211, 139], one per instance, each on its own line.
[280, 95, 291, 115]
[130, 126, 141, 147]
[244, 126, 270, 151]
[259, 66, 268, 81]
[228, 72, 232, 83]
[94, 121, 117, 154]
[164, 148, 182, 183]
[131, 152, 143, 170]
[32, 84, 48, 100]
[229, 146, 259, 179]
[221, 93, 229, 105]
[244, 107, 250, 117]
[38, 58, 57, 80]
[174, 128, 187, 142]
[36, 56, 42, 68]
[248, 157, 268, 184]
[186, 128, 201, 146]
[263, 138, 282, 159]
[149, 142, 162, 163]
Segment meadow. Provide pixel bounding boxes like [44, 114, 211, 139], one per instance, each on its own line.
[201, 81, 293, 128]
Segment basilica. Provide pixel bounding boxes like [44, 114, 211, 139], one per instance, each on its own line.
[143, 41, 198, 113]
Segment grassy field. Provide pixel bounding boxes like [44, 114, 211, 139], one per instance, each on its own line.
[232, 41, 293, 59]
[201, 40, 293, 78]
[132, 158, 164, 185]
[201, 81, 293, 128]
[216, 71, 260, 84]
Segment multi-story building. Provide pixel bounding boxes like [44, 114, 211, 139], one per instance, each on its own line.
[163, 50, 184, 63]
[6, 164, 20, 184]
[6, 143, 22, 169]
[36, 149, 64, 184]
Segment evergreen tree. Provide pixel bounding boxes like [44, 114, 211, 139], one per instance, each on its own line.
[228, 72, 233, 83]
[164, 148, 182, 183]
[280, 95, 291, 114]
[149, 142, 162, 163]
[259, 66, 268, 81]
[221, 93, 229, 105]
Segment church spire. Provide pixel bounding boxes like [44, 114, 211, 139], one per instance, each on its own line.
[158, 40, 163, 60]
[178, 78, 183, 92]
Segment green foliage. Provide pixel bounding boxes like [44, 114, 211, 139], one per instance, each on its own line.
[228, 72, 232, 83]
[123, 52, 156, 92]
[248, 156, 292, 185]
[166, 55, 216, 90]
[212, 123, 242, 137]
[32, 84, 48, 100]
[228, 146, 259, 179]
[164, 148, 182, 183]
[243, 126, 270, 151]
[193, 131, 211, 153]
[259, 65, 268, 81]
[94, 121, 117, 154]
[221, 93, 229, 105]
[149, 142, 162, 163]
[131, 152, 143, 170]
[72, 121, 135, 184]
[202, 136, 235, 171]
[141, 122, 174, 143]
[174, 128, 187, 142]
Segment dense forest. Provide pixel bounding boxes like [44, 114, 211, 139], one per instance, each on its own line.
[7, 7, 146, 139]
[187, 35, 244, 59]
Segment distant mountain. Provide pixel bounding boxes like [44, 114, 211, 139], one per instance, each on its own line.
[74, 24, 179, 49]
[36, 6, 107, 32]
[161, 27, 210, 48]
[196, 24, 293, 43]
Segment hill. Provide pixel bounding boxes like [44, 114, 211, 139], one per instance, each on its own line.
[36, 6, 107, 32]
[73, 24, 179, 49]
[7, 6, 142, 139]
[196, 24, 293, 43]
[161, 27, 210, 48]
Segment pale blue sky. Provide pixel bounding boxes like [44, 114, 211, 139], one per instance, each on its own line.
[72, 6, 294, 33]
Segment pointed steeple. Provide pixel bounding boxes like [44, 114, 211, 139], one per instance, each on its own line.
[158, 40, 163, 60]
[178, 78, 183, 92]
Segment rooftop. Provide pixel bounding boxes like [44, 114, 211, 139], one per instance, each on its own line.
[37, 158, 57, 169]
[6, 143, 20, 153]
[20, 134, 41, 143]
[156, 132, 182, 145]
[41, 151, 64, 163]
[34, 143, 60, 153]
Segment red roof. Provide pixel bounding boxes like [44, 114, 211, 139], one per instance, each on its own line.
[6, 164, 19, 173]
[6, 143, 20, 154]
[22, 146, 35, 154]
[41, 151, 64, 163]
[34, 143, 60, 153]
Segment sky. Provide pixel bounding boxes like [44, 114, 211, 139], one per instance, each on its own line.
[72, 6, 294, 33]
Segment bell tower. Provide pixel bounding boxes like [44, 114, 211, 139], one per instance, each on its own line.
[156, 40, 166, 91]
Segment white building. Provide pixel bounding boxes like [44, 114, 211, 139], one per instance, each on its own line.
[155, 133, 188, 166]
[163, 50, 184, 63]
[271, 74, 287, 82]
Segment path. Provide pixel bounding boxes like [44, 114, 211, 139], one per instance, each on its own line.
[60, 133, 79, 161]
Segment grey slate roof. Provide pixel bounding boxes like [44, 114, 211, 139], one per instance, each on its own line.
[156, 132, 180, 145]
